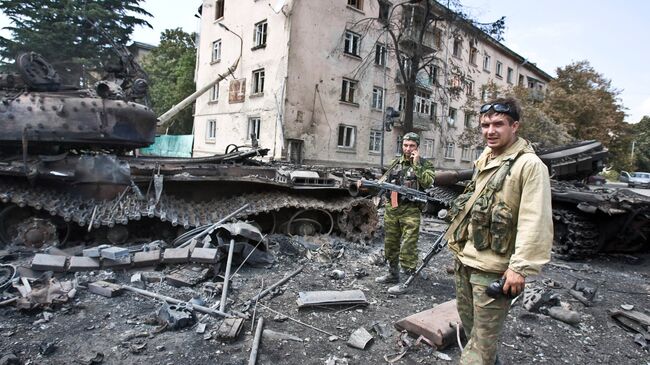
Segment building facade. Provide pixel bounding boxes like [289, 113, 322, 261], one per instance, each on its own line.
[192, 0, 552, 169]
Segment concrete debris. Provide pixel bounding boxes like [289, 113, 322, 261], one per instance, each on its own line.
[296, 290, 367, 308]
[544, 306, 581, 325]
[347, 327, 374, 349]
[394, 299, 461, 350]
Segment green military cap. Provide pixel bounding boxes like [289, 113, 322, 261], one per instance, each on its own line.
[403, 132, 420, 145]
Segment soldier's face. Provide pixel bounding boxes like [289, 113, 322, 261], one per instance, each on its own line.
[480, 113, 519, 156]
[402, 140, 418, 157]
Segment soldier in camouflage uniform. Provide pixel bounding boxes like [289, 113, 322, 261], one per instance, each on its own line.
[445, 98, 553, 364]
[372, 132, 434, 293]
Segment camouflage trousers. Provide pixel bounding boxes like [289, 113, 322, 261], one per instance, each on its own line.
[383, 202, 421, 271]
[454, 258, 511, 365]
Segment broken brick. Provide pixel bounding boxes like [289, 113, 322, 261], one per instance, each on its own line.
[133, 250, 161, 267]
[31, 253, 67, 272]
[162, 247, 190, 264]
[88, 280, 123, 298]
[68, 256, 100, 272]
[190, 248, 219, 264]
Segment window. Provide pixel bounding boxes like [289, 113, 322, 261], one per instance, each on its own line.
[215, 0, 224, 20]
[464, 112, 473, 128]
[340, 78, 358, 103]
[448, 107, 457, 125]
[247, 117, 261, 140]
[374, 43, 387, 66]
[469, 47, 478, 66]
[452, 38, 462, 58]
[401, 56, 412, 78]
[429, 65, 438, 85]
[206, 119, 216, 141]
[507, 67, 514, 84]
[481, 88, 488, 102]
[461, 146, 471, 161]
[495, 61, 503, 77]
[483, 53, 491, 71]
[253, 20, 267, 48]
[337, 125, 356, 148]
[475, 147, 483, 160]
[395, 135, 403, 155]
[212, 40, 221, 62]
[444, 143, 455, 159]
[518, 74, 525, 86]
[347, 0, 363, 10]
[252, 69, 265, 94]
[371, 87, 384, 109]
[210, 83, 219, 102]
[378, 0, 390, 21]
[423, 139, 434, 158]
[433, 28, 442, 49]
[431, 102, 438, 122]
[344, 30, 361, 57]
[398, 94, 405, 111]
[369, 129, 382, 152]
[414, 91, 431, 115]
[466, 80, 474, 96]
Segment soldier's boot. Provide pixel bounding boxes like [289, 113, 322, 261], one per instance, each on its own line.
[387, 268, 415, 295]
[375, 264, 400, 284]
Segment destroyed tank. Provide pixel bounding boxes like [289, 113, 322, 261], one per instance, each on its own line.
[0, 52, 377, 249]
[536, 140, 650, 259]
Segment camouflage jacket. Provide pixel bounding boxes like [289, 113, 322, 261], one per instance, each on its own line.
[445, 138, 553, 277]
[382, 155, 435, 192]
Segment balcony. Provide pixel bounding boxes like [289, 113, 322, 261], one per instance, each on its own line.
[398, 4, 436, 55]
[394, 112, 432, 132]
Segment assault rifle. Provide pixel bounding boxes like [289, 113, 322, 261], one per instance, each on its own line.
[401, 231, 448, 288]
[351, 179, 434, 204]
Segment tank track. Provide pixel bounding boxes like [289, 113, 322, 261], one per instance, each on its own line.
[0, 181, 378, 242]
[552, 208, 602, 260]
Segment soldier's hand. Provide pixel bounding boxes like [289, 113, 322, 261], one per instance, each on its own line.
[356, 179, 363, 188]
[502, 269, 525, 297]
[411, 149, 420, 165]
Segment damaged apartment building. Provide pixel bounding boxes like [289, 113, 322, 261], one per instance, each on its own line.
[192, 0, 551, 169]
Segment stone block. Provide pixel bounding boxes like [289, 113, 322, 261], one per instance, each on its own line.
[100, 246, 130, 260]
[68, 256, 100, 272]
[88, 280, 123, 297]
[31, 253, 67, 272]
[83, 244, 111, 258]
[162, 247, 190, 264]
[101, 255, 132, 269]
[165, 267, 210, 287]
[141, 271, 165, 283]
[190, 248, 219, 264]
[133, 250, 161, 267]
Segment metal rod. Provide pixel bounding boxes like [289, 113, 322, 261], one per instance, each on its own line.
[220, 238, 236, 313]
[122, 285, 231, 318]
[178, 203, 250, 247]
[242, 265, 304, 309]
[248, 317, 264, 365]
[258, 303, 336, 337]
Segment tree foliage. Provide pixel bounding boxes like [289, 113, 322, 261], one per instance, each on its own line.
[542, 61, 630, 169]
[0, 0, 151, 85]
[141, 28, 196, 135]
[631, 116, 650, 171]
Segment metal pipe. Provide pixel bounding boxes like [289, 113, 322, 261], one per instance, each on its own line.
[122, 285, 231, 317]
[248, 317, 264, 365]
[220, 238, 236, 313]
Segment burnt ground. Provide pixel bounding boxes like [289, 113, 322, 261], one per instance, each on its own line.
[0, 219, 649, 365]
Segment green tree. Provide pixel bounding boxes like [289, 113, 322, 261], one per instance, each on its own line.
[0, 0, 151, 85]
[631, 116, 650, 171]
[542, 61, 629, 167]
[142, 28, 196, 134]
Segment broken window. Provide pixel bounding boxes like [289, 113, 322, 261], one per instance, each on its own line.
[414, 91, 431, 115]
[340, 78, 358, 103]
[378, 0, 390, 22]
[461, 145, 471, 161]
[344, 30, 361, 57]
[448, 107, 457, 125]
[337, 125, 356, 148]
[483, 53, 491, 72]
[215, 0, 225, 20]
[496, 61, 503, 77]
[252, 69, 265, 94]
[429, 65, 439, 85]
[253, 20, 267, 48]
[371, 86, 384, 109]
[469, 47, 478, 66]
[466, 80, 474, 96]
[452, 38, 462, 58]
[347, 0, 363, 10]
[248, 117, 261, 140]
[212, 39, 221, 62]
[206, 119, 217, 141]
[464, 112, 473, 128]
[507, 67, 514, 84]
[445, 142, 455, 159]
[369, 129, 382, 153]
[375, 43, 387, 66]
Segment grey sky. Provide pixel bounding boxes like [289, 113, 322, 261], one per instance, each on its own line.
[2, 0, 648, 124]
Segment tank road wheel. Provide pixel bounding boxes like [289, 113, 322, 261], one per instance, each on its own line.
[0, 205, 70, 248]
[282, 209, 334, 237]
[337, 199, 379, 242]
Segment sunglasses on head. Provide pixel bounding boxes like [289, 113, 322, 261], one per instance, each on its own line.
[480, 103, 519, 121]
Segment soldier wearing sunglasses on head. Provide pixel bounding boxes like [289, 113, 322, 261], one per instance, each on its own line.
[445, 97, 553, 364]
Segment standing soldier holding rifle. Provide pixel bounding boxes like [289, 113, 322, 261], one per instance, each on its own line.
[358, 132, 435, 294]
